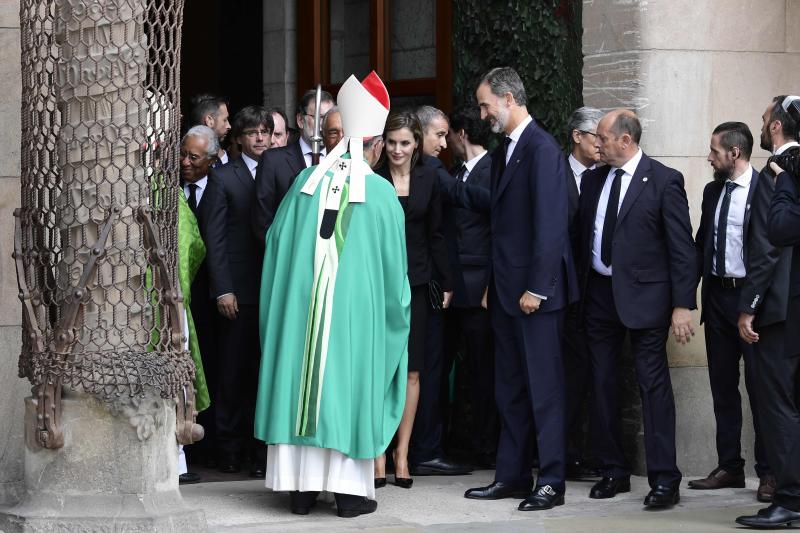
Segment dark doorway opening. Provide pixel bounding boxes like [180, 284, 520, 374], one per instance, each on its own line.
[180, 0, 264, 130]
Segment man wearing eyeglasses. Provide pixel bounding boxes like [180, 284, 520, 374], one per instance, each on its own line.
[253, 89, 335, 245]
[199, 105, 274, 478]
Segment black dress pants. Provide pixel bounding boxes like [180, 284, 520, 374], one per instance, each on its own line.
[215, 302, 263, 463]
[409, 309, 445, 464]
[703, 279, 768, 476]
[584, 271, 681, 488]
[563, 300, 593, 464]
[445, 306, 498, 458]
[188, 270, 217, 464]
[754, 321, 800, 510]
[491, 285, 566, 490]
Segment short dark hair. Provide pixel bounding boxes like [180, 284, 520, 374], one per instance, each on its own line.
[712, 121, 753, 160]
[296, 89, 335, 116]
[231, 105, 273, 139]
[769, 95, 799, 141]
[267, 106, 289, 130]
[189, 94, 228, 127]
[478, 67, 527, 106]
[382, 111, 423, 169]
[609, 111, 642, 144]
[449, 104, 490, 149]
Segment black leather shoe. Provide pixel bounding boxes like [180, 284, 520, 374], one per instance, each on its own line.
[393, 476, 413, 489]
[337, 497, 378, 518]
[465, 481, 532, 500]
[249, 466, 266, 479]
[178, 472, 201, 484]
[410, 456, 473, 476]
[589, 477, 631, 499]
[736, 504, 800, 528]
[518, 485, 565, 511]
[644, 484, 680, 508]
[218, 462, 241, 474]
[374, 477, 387, 489]
[289, 491, 319, 515]
[566, 459, 601, 480]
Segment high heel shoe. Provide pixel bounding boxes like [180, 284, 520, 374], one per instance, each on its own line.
[393, 476, 413, 489]
[374, 477, 387, 489]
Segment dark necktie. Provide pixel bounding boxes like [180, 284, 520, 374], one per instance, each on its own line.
[187, 183, 198, 215]
[600, 168, 625, 267]
[498, 137, 512, 176]
[715, 181, 737, 277]
[456, 164, 468, 182]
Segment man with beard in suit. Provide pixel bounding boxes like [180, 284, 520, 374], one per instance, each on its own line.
[199, 106, 273, 477]
[576, 109, 696, 508]
[465, 66, 577, 511]
[562, 106, 604, 481]
[189, 94, 231, 165]
[736, 95, 800, 528]
[252, 89, 334, 244]
[690, 122, 776, 502]
[442, 104, 497, 469]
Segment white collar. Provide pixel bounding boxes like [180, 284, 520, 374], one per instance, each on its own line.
[186, 175, 208, 190]
[507, 115, 533, 143]
[568, 154, 594, 176]
[729, 164, 753, 187]
[299, 137, 327, 157]
[775, 141, 800, 155]
[614, 147, 644, 177]
[464, 150, 488, 173]
[241, 153, 258, 175]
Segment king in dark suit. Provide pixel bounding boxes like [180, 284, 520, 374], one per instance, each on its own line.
[690, 122, 775, 499]
[465, 67, 578, 511]
[576, 109, 697, 508]
[198, 106, 273, 476]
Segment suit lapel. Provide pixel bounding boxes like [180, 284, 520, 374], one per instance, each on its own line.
[616, 154, 652, 227]
[743, 167, 758, 237]
[493, 122, 533, 207]
[288, 142, 305, 176]
[232, 158, 252, 189]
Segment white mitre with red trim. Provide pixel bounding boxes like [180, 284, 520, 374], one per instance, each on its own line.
[301, 71, 390, 204]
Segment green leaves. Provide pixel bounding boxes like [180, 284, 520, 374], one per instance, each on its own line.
[452, 0, 583, 147]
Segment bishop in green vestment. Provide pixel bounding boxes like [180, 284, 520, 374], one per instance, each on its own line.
[254, 73, 409, 511]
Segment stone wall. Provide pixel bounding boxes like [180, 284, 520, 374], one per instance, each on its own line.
[262, 0, 298, 118]
[0, 0, 25, 506]
[582, 0, 800, 475]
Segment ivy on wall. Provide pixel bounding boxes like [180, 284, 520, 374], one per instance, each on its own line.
[453, 0, 584, 147]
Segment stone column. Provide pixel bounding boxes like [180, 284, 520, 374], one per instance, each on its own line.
[263, 0, 297, 118]
[582, 0, 800, 475]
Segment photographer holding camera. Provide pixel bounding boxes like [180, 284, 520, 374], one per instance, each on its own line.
[736, 95, 800, 529]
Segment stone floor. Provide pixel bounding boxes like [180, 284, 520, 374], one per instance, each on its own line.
[181, 470, 768, 532]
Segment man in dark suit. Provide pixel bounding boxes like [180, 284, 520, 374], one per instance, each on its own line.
[198, 106, 273, 477]
[179, 125, 219, 482]
[563, 106, 604, 480]
[442, 104, 497, 468]
[737, 95, 800, 528]
[408, 105, 473, 477]
[252, 89, 334, 245]
[576, 109, 696, 508]
[465, 67, 578, 511]
[690, 122, 775, 501]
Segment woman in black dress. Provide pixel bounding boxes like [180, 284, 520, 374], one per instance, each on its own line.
[374, 111, 453, 488]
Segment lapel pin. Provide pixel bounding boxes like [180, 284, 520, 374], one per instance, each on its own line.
[642, 177, 648, 182]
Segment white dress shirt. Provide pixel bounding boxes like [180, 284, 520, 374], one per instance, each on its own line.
[183, 175, 208, 206]
[505, 115, 533, 165]
[775, 141, 800, 155]
[568, 154, 594, 193]
[712, 165, 752, 278]
[591, 148, 644, 276]
[219, 150, 229, 166]
[460, 150, 488, 181]
[241, 153, 258, 179]
[299, 137, 327, 168]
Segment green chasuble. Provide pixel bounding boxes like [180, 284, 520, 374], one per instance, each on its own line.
[177, 193, 211, 413]
[254, 161, 410, 460]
